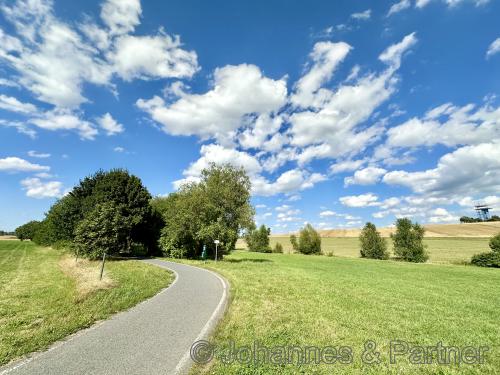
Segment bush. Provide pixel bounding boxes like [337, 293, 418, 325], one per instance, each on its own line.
[296, 224, 321, 255]
[359, 222, 389, 260]
[73, 202, 131, 260]
[245, 225, 271, 253]
[489, 233, 500, 252]
[471, 252, 500, 268]
[273, 242, 283, 253]
[391, 218, 428, 263]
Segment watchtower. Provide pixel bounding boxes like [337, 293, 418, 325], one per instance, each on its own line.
[474, 204, 492, 221]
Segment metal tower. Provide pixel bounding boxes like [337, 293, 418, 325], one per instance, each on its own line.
[474, 204, 492, 221]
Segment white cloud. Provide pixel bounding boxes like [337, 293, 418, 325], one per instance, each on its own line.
[137, 64, 287, 144]
[319, 210, 336, 217]
[428, 208, 459, 223]
[339, 193, 379, 207]
[344, 166, 387, 186]
[330, 159, 367, 174]
[253, 169, 326, 196]
[416, 0, 490, 8]
[108, 33, 198, 81]
[113, 146, 125, 153]
[97, 113, 124, 135]
[383, 141, 500, 196]
[30, 110, 98, 140]
[28, 150, 50, 158]
[386, 103, 500, 149]
[290, 33, 417, 164]
[0, 78, 19, 87]
[100, 0, 141, 36]
[21, 177, 63, 198]
[351, 9, 371, 20]
[0, 95, 37, 114]
[0, 157, 49, 172]
[387, 0, 411, 16]
[291, 41, 351, 108]
[486, 38, 500, 58]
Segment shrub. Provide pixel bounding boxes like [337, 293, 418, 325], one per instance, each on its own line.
[471, 252, 500, 268]
[245, 225, 271, 253]
[359, 222, 389, 260]
[73, 202, 131, 260]
[296, 224, 321, 255]
[489, 233, 500, 253]
[273, 242, 284, 253]
[391, 218, 428, 263]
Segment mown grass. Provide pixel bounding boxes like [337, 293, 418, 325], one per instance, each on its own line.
[0, 240, 172, 366]
[170, 250, 500, 374]
[263, 237, 491, 264]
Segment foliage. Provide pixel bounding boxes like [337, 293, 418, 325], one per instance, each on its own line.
[296, 224, 321, 255]
[15, 221, 41, 241]
[359, 222, 389, 260]
[290, 234, 299, 252]
[35, 169, 161, 257]
[471, 251, 500, 268]
[273, 242, 283, 253]
[391, 218, 428, 263]
[489, 233, 500, 252]
[245, 224, 271, 253]
[460, 215, 500, 223]
[73, 202, 131, 260]
[156, 164, 254, 259]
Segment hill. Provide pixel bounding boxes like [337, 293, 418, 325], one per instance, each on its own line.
[317, 221, 500, 238]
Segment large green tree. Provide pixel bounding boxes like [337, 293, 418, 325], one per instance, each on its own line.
[155, 164, 254, 259]
[391, 218, 428, 263]
[359, 222, 389, 260]
[15, 221, 41, 241]
[245, 224, 271, 253]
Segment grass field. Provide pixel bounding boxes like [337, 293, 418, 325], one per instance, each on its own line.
[0, 240, 173, 366]
[240, 237, 491, 264]
[171, 250, 500, 374]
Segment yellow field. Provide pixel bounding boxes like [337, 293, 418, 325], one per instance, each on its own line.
[237, 236, 492, 264]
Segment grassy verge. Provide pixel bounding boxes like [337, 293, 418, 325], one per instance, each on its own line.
[247, 237, 491, 264]
[168, 250, 499, 374]
[0, 240, 173, 366]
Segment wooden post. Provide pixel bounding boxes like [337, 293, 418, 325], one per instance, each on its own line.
[99, 253, 107, 280]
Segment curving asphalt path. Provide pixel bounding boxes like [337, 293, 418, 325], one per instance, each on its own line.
[0, 259, 228, 375]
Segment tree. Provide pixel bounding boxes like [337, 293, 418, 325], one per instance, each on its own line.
[15, 221, 41, 241]
[471, 232, 500, 268]
[290, 234, 299, 252]
[156, 164, 254, 259]
[245, 225, 271, 253]
[359, 222, 389, 260]
[489, 232, 500, 252]
[296, 224, 321, 255]
[391, 218, 428, 262]
[273, 242, 284, 253]
[73, 202, 131, 260]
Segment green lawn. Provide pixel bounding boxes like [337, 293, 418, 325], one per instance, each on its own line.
[170, 250, 499, 374]
[263, 237, 491, 264]
[0, 240, 172, 366]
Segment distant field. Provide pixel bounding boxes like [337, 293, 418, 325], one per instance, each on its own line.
[0, 240, 172, 366]
[172, 250, 500, 374]
[316, 221, 500, 238]
[238, 237, 491, 264]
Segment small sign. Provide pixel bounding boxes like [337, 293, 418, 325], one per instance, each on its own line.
[214, 240, 220, 244]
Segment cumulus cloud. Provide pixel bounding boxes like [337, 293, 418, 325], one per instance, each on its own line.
[21, 177, 63, 198]
[339, 193, 379, 207]
[383, 141, 500, 196]
[97, 113, 124, 135]
[137, 64, 287, 144]
[30, 110, 98, 140]
[351, 9, 371, 20]
[100, 0, 142, 36]
[0, 157, 49, 172]
[344, 166, 387, 186]
[330, 159, 367, 174]
[416, 0, 490, 8]
[28, 150, 50, 158]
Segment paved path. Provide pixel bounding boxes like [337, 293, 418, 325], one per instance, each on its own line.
[0, 259, 227, 375]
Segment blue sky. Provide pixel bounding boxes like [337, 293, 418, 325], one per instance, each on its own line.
[1, 0, 499, 232]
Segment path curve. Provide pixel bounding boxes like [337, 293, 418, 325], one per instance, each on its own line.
[0, 259, 228, 375]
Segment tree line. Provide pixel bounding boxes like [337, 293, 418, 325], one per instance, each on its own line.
[15, 164, 254, 260]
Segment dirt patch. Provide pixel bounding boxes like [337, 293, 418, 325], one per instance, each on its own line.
[59, 256, 116, 299]
[0, 236, 18, 240]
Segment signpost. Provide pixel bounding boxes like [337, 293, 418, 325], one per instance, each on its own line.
[214, 240, 220, 262]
